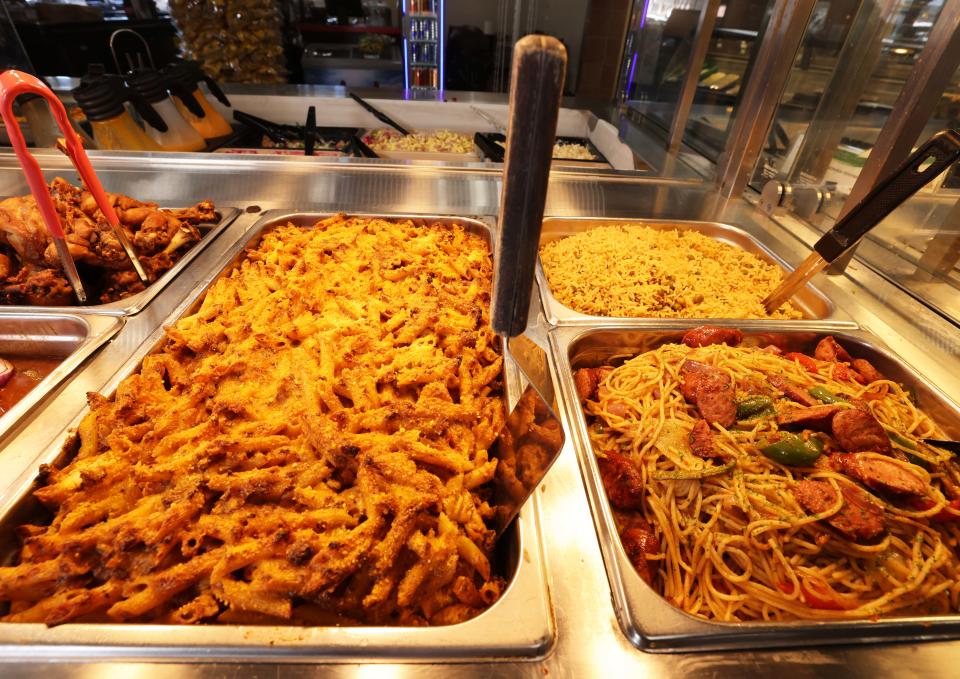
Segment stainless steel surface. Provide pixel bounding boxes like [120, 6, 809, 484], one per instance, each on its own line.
[825, 0, 960, 274]
[0, 207, 240, 316]
[0, 313, 120, 447]
[716, 0, 818, 199]
[0, 210, 553, 661]
[536, 216, 841, 324]
[551, 325, 960, 651]
[667, 0, 721, 154]
[0, 154, 959, 675]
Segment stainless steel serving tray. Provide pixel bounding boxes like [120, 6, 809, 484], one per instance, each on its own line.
[0, 313, 121, 447]
[0, 210, 553, 662]
[536, 217, 852, 327]
[0, 207, 240, 317]
[550, 324, 960, 652]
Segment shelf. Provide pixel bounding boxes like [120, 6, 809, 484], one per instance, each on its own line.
[296, 24, 401, 35]
[407, 38, 438, 43]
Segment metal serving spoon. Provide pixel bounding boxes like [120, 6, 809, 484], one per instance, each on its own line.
[764, 129, 960, 314]
[487, 35, 568, 539]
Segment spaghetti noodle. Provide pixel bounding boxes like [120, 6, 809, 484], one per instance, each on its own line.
[580, 332, 960, 621]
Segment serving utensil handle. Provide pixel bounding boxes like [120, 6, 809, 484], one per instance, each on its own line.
[348, 92, 410, 136]
[491, 36, 567, 337]
[815, 129, 960, 261]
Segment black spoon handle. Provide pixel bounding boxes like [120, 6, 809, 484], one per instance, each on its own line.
[491, 35, 567, 337]
[815, 129, 960, 261]
[348, 92, 410, 136]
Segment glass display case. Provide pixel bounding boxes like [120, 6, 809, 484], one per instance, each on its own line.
[401, 0, 444, 89]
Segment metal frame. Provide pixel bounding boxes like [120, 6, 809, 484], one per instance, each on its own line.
[715, 0, 818, 198]
[827, 0, 960, 273]
[666, 0, 720, 153]
[785, 0, 903, 184]
[1, 156, 960, 674]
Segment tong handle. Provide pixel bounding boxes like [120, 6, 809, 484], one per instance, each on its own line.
[349, 92, 410, 136]
[0, 71, 71, 240]
[1, 71, 125, 232]
[491, 36, 567, 337]
[815, 129, 960, 261]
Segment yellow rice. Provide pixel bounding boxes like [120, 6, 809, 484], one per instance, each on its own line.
[539, 224, 803, 319]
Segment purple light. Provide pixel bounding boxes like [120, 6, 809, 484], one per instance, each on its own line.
[626, 51, 638, 98]
[438, 0, 445, 93]
[639, 0, 651, 28]
[402, 0, 410, 91]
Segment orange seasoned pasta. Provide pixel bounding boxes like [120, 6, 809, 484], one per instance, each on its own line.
[0, 215, 506, 626]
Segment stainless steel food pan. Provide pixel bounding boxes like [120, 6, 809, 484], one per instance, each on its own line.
[0, 207, 240, 317]
[550, 324, 960, 652]
[537, 217, 849, 326]
[0, 313, 121, 446]
[0, 211, 553, 662]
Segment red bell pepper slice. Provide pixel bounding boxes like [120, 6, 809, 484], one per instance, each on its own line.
[784, 352, 818, 373]
[909, 498, 960, 523]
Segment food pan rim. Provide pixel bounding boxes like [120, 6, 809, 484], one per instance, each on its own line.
[0, 210, 554, 660]
[550, 323, 960, 651]
[0, 313, 121, 449]
[535, 215, 844, 325]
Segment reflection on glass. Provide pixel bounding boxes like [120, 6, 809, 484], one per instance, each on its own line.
[618, 0, 776, 161]
[752, 0, 949, 200]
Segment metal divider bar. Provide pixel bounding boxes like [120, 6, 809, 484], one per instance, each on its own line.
[715, 0, 818, 199]
[666, 0, 721, 153]
[827, 0, 960, 274]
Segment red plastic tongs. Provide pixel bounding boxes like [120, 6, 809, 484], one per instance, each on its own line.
[0, 69, 149, 304]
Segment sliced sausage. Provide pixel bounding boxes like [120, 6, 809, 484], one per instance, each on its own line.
[680, 360, 736, 428]
[794, 479, 885, 542]
[815, 336, 854, 364]
[597, 451, 644, 510]
[831, 363, 866, 384]
[832, 409, 892, 455]
[689, 419, 724, 459]
[574, 368, 599, 402]
[752, 333, 790, 351]
[574, 367, 614, 402]
[852, 358, 885, 384]
[776, 404, 844, 431]
[768, 375, 819, 406]
[621, 522, 660, 586]
[680, 360, 706, 402]
[833, 453, 926, 496]
[682, 326, 743, 348]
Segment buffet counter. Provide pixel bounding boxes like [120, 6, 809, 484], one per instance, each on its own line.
[0, 150, 958, 677]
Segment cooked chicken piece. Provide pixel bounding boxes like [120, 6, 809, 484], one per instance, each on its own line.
[0, 178, 214, 306]
[0, 195, 52, 265]
[0, 265, 73, 306]
[133, 212, 200, 256]
[164, 200, 217, 225]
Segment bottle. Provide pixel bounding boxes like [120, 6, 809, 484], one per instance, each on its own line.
[125, 69, 206, 152]
[71, 77, 162, 151]
[163, 60, 233, 140]
[18, 95, 61, 148]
